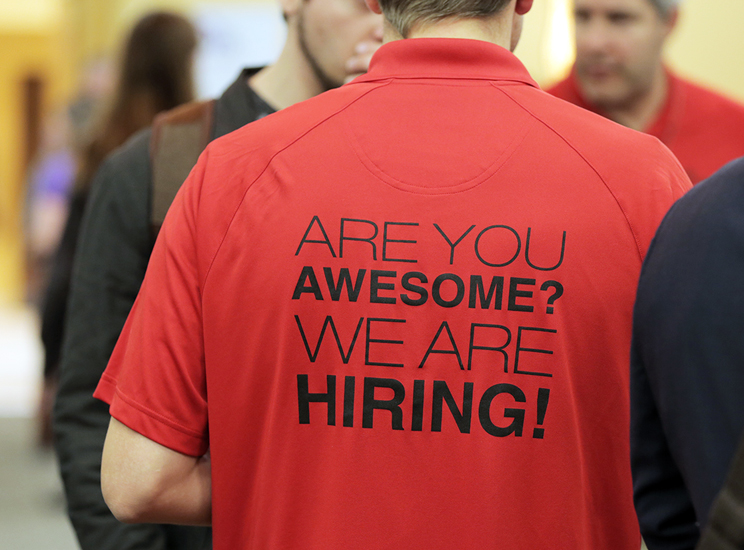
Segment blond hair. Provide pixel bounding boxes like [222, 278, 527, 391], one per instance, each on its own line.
[378, 0, 511, 38]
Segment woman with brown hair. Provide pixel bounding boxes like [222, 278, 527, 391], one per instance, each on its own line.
[38, 11, 199, 445]
[76, 11, 198, 188]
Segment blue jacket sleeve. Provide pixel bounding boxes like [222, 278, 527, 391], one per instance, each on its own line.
[631, 326, 699, 550]
[631, 157, 744, 550]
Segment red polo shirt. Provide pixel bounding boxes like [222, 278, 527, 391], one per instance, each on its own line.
[97, 38, 690, 550]
[548, 68, 744, 183]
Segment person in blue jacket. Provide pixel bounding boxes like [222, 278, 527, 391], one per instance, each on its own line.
[631, 156, 744, 550]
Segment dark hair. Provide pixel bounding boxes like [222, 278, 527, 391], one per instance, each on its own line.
[378, 0, 511, 38]
[77, 11, 198, 189]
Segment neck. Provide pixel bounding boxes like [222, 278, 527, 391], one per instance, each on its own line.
[248, 24, 326, 111]
[602, 66, 668, 132]
[383, 14, 514, 50]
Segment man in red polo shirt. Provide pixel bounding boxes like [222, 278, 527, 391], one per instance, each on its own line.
[97, 0, 690, 547]
[549, 0, 744, 183]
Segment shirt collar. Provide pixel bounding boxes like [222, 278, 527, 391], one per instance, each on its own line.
[212, 68, 276, 139]
[355, 38, 539, 88]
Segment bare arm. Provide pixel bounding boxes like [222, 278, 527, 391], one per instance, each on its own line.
[101, 418, 212, 526]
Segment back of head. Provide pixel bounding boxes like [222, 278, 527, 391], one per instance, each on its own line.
[378, 0, 511, 38]
[118, 12, 198, 114]
[78, 11, 198, 190]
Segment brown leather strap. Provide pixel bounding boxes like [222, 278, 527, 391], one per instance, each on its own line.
[697, 433, 744, 549]
[150, 99, 216, 237]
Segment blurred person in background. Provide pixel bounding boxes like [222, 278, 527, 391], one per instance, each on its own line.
[631, 155, 744, 549]
[42, 10, 203, 548]
[53, 0, 382, 549]
[24, 109, 79, 305]
[548, 0, 744, 183]
[24, 59, 113, 305]
[38, 14, 198, 448]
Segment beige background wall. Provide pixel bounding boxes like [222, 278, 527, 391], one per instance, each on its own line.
[665, 0, 744, 103]
[1, 0, 743, 303]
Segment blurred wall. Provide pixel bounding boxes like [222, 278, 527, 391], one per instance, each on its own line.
[517, 0, 575, 88]
[1, 0, 744, 304]
[0, 0, 73, 305]
[665, 0, 744, 103]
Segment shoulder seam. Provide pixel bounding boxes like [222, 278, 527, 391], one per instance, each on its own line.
[200, 81, 393, 291]
[495, 84, 645, 263]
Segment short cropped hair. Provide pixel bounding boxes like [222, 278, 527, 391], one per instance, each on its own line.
[647, 0, 682, 17]
[378, 0, 511, 38]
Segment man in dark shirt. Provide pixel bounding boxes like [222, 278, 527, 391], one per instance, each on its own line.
[631, 156, 744, 550]
[52, 2, 382, 549]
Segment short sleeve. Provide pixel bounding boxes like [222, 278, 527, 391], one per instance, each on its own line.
[95, 153, 210, 457]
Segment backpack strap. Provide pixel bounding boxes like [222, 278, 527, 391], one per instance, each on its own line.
[697, 432, 744, 550]
[150, 99, 216, 237]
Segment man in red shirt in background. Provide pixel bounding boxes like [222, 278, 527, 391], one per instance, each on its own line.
[549, 0, 744, 183]
[96, 0, 690, 548]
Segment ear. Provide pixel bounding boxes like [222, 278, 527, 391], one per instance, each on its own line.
[365, 0, 382, 15]
[515, 0, 534, 16]
[279, 0, 304, 19]
[664, 6, 679, 36]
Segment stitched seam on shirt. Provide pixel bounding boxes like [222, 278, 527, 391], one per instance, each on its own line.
[360, 75, 536, 86]
[114, 386, 205, 439]
[361, 79, 528, 87]
[495, 84, 645, 263]
[201, 80, 394, 292]
[99, 372, 117, 387]
[344, 111, 535, 195]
